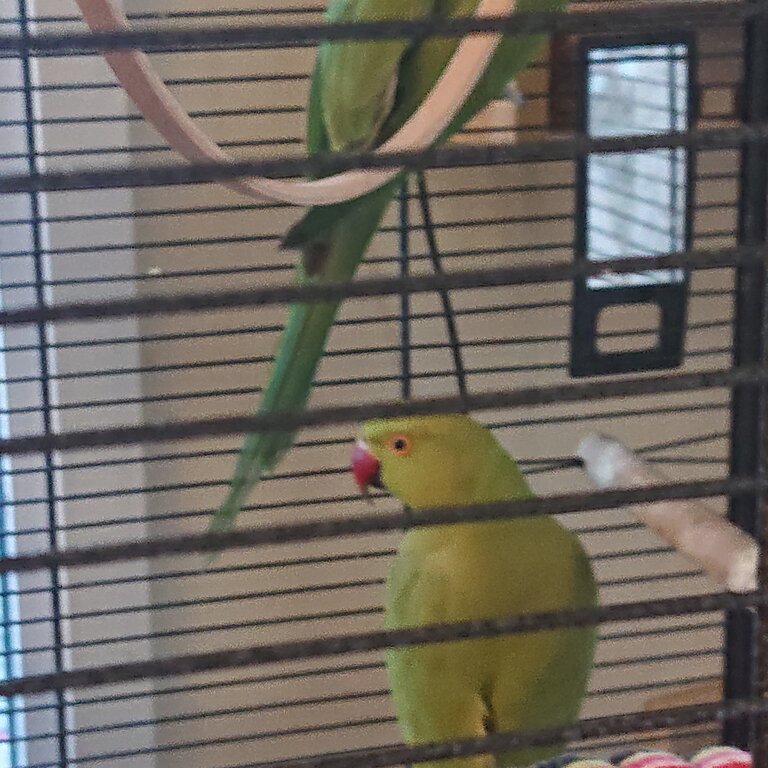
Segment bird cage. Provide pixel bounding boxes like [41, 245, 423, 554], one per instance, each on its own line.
[0, 1, 767, 767]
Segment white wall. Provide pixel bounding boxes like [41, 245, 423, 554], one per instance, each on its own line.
[1, 1, 156, 764]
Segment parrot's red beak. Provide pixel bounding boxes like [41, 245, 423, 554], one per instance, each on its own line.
[351, 439, 383, 495]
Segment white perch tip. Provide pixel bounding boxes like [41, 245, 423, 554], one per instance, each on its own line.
[727, 546, 758, 593]
[576, 433, 631, 488]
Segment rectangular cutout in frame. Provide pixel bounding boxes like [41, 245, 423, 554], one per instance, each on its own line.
[570, 35, 695, 377]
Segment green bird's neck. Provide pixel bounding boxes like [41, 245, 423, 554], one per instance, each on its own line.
[405, 515, 565, 555]
[405, 446, 554, 547]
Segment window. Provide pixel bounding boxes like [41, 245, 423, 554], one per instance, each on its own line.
[1, 4, 160, 763]
[0, 29, 30, 768]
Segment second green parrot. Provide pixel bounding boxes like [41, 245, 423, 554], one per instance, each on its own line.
[352, 414, 598, 768]
[213, 0, 569, 531]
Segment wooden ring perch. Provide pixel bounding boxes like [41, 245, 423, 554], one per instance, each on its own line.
[74, 0, 516, 206]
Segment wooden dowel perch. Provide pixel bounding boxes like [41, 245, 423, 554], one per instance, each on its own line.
[577, 434, 758, 593]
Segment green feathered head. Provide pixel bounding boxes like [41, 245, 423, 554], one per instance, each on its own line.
[351, 414, 528, 510]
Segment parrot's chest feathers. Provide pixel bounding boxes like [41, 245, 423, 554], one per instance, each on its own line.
[393, 517, 587, 622]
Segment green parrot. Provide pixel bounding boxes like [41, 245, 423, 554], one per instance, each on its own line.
[214, 0, 569, 531]
[351, 414, 598, 768]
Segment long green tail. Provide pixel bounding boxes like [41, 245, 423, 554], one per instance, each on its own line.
[212, 180, 398, 531]
[213, 0, 570, 532]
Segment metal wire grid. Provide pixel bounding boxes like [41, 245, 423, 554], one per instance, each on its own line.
[0, 1, 764, 767]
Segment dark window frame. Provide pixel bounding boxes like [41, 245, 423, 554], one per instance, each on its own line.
[568, 30, 698, 377]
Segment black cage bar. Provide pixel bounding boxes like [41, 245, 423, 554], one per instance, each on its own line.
[0, 2, 768, 768]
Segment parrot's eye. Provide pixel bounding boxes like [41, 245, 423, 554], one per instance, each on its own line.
[386, 435, 412, 457]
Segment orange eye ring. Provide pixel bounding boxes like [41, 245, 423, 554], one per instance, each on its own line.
[386, 435, 412, 457]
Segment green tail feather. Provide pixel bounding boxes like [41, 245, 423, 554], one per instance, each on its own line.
[212, 0, 571, 534]
[213, 298, 340, 531]
[211, 179, 398, 532]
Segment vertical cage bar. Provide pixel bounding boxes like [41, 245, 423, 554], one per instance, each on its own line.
[17, 1, 70, 765]
[751, 3, 768, 760]
[724, 1, 768, 754]
[415, 172, 469, 405]
[399, 178, 412, 401]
